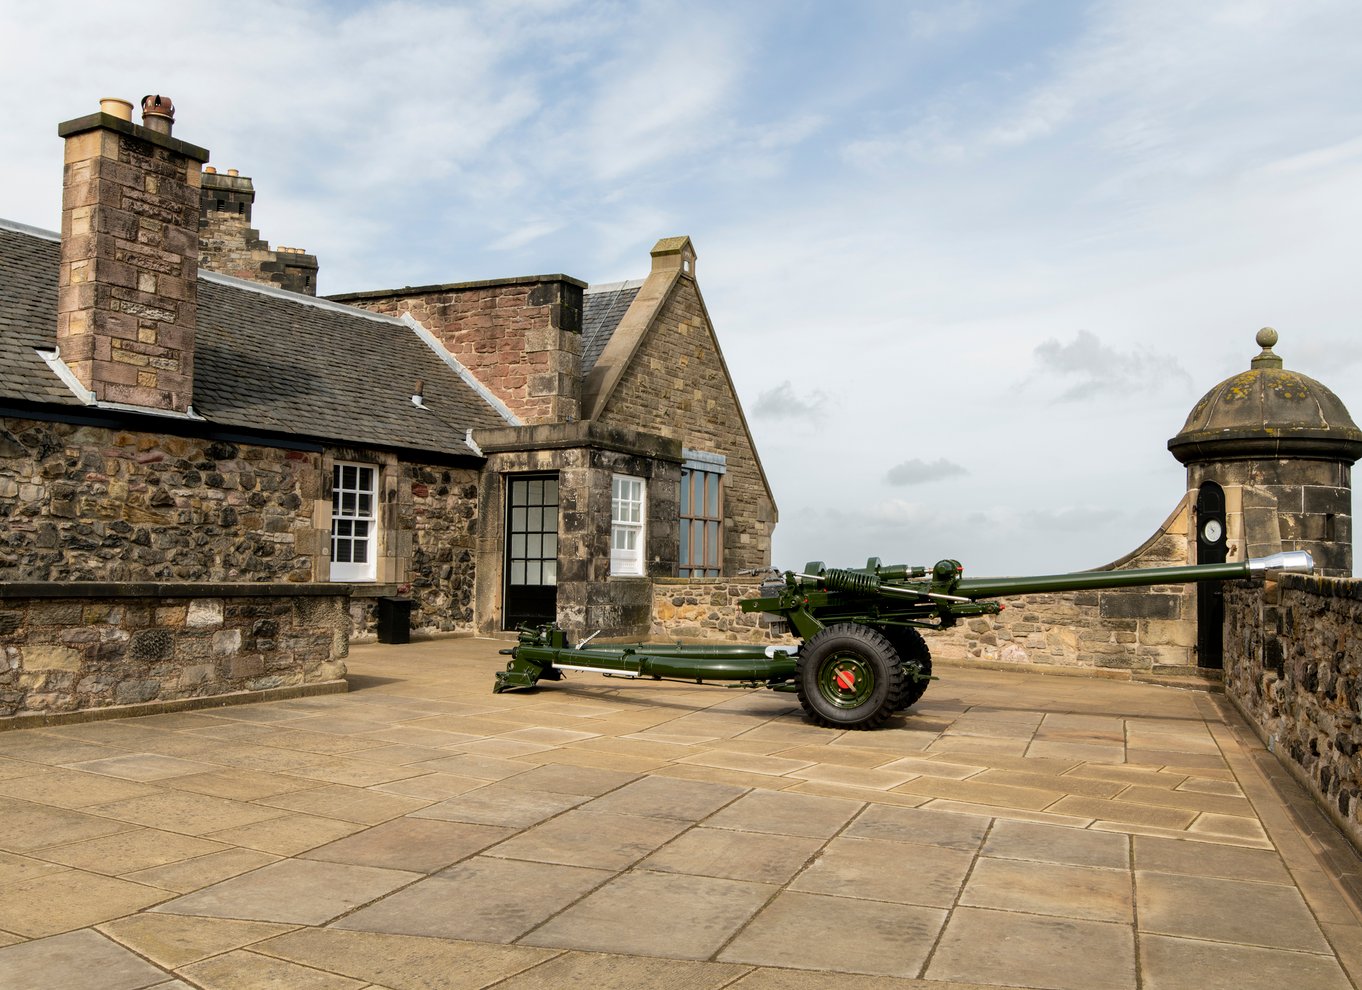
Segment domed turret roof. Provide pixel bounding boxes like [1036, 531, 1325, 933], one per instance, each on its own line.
[1169, 328, 1362, 465]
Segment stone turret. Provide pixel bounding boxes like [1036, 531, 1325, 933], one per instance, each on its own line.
[1169, 328, 1362, 576]
[199, 167, 319, 295]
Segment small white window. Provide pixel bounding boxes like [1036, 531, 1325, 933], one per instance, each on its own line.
[611, 474, 646, 576]
[331, 462, 377, 581]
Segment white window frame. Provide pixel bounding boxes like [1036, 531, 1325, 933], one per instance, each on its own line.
[330, 462, 377, 581]
[611, 474, 646, 577]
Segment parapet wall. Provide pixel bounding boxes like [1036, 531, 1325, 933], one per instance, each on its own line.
[1224, 574, 1362, 851]
[0, 583, 349, 726]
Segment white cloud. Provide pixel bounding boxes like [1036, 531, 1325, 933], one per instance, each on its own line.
[1025, 330, 1194, 402]
[752, 382, 829, 421]
[886, 458, 969, 486]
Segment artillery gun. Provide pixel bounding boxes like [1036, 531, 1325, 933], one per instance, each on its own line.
[494, 551, 1313, 729]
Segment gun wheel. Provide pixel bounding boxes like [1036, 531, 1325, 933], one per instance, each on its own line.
[882, 627, 933, 709]
[797, 623, 905, 730]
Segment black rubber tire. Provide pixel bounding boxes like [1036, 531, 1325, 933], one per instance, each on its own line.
[882, 627, 933, 709]
[796, 623, 905, 730]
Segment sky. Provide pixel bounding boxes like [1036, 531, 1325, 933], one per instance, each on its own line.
[3, 0, 1360, 576]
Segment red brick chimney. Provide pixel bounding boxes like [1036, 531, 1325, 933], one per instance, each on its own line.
[55, 95, 209, 413]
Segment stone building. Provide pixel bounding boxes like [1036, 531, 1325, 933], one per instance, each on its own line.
[0, 94, 774, 718]
[199, 167, 319, 296]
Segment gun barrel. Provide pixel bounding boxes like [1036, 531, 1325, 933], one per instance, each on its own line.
[953, 551, 1313, 601]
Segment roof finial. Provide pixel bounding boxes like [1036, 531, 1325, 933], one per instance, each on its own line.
[1251, 327, 1283, 369]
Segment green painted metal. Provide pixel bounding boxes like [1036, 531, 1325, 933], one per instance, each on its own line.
[492, 550, 1313, 729]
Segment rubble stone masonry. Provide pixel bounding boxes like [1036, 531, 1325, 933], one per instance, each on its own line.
[0, 418, 321, 583]
[652, 576, 786, 642]
[0, 417, 482, 638]
[396, 461, 480, 635]
[1225, 575, 1362, 850]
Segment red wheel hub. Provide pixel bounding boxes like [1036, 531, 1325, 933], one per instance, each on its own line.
[835, 669, 857, 690]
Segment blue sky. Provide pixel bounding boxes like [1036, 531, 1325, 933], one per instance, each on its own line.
[4, 0, 1361, 574]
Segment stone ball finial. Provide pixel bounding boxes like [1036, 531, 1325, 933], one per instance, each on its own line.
[1251, 326, 1282, 370]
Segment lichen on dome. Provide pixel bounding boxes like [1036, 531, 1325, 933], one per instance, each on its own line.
[1168, 328, 1362, 465]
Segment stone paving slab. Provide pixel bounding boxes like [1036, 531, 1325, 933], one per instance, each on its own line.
[0, 637, 1360, 990]
[0, 929, 175, 990]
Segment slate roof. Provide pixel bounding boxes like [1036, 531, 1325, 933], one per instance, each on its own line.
[581, 280, 643, 375]
[0, 221, 507, 457]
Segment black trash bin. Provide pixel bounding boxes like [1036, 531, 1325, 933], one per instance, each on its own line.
[376, 596, 412, 644]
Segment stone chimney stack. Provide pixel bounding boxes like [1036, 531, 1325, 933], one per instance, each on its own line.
[55, 95, 209, 413]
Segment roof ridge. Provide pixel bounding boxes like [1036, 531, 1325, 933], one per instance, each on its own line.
[0, 217, 60, 242]
[199, 270, 405, 324]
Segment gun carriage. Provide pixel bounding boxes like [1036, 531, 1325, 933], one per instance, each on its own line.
[494, 551, 1312, 729]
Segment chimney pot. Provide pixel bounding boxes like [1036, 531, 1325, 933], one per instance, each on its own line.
[227, 168, 239, 177]
[204, 166, 217, 174]
[140, 94, 175, 135]
[99, 97, 134, 121]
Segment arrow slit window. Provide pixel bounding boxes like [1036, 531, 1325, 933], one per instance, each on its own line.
[331, 462, 376, 581]
[611, 474, 646, 576]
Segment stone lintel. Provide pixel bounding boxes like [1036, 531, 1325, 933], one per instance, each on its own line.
[476, 420, 682, 461]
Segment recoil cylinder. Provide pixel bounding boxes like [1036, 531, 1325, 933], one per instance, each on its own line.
[821, 568, 880, 593]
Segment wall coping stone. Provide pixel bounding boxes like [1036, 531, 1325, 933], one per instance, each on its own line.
[0, 680, 347, 733]
[329, 273, 588, 302]
[1280, 573, 1362, 600]
[0, 582, 344, 600]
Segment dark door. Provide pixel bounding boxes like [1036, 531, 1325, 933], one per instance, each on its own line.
[1195, 481, 1227, 669]
[503, 474, 560, 630]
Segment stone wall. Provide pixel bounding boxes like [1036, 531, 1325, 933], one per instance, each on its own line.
[651, 576, 789, 643]
[1224, 574, 1362, 851]
[405, 463, 480, 633]
[594, 276, 775, 574]
[334, 276, 585, 425]
[0, 417, 481, 639]
[0, 418, 322, 583]
[925, 501, 1198, 671]
[1187, 459, 1354, 577]
[0, 583, 348, 723]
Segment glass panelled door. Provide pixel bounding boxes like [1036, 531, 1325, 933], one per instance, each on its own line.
[503, 474, 560, 629]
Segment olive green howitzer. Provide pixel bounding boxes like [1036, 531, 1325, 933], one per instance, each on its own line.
[493, 551, 1312, 730]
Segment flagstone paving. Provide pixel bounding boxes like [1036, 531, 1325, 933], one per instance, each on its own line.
[0, 636, 1359, 989]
